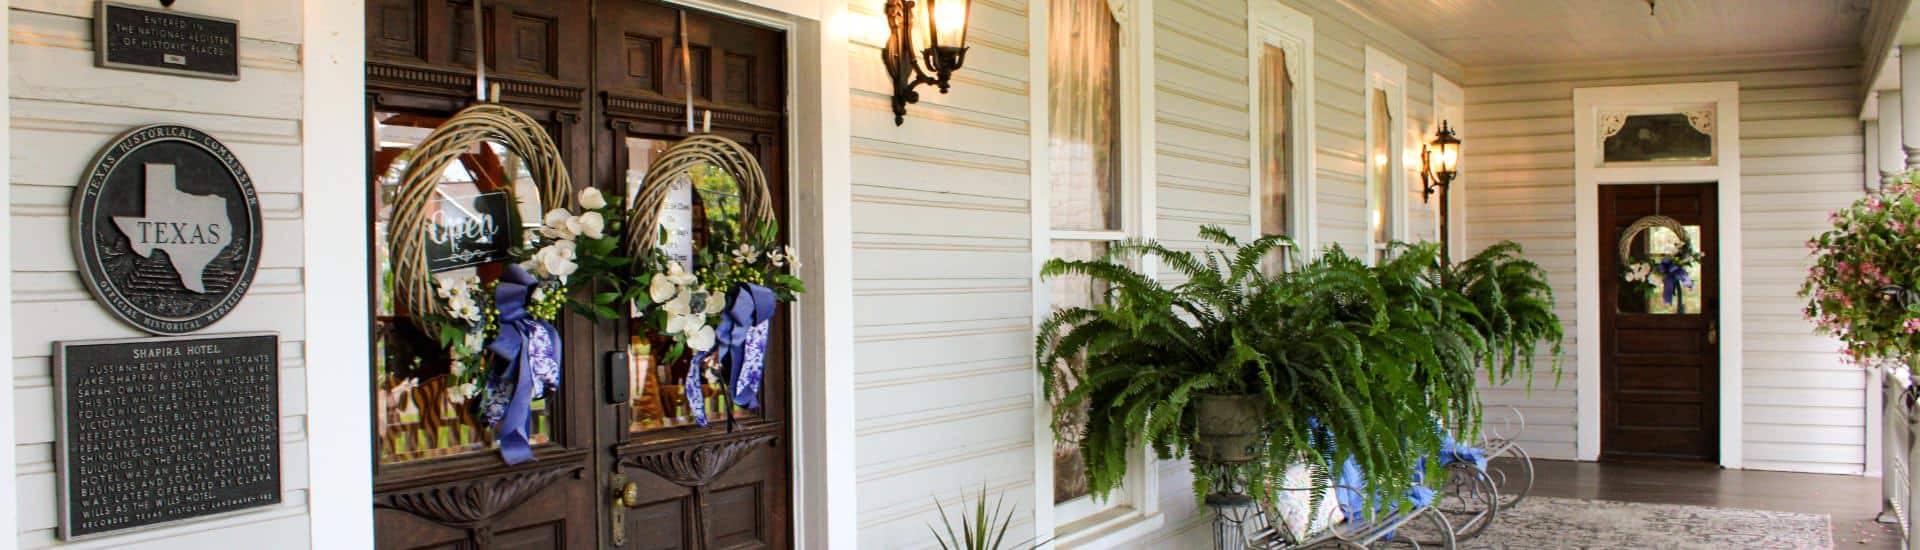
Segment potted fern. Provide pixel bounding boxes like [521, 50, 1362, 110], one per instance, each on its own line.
[1038, 228, 1451, 509]
[1426, 242, 1565, 391]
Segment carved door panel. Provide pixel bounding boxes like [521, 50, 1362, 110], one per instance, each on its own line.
[595, 2, 791, 548]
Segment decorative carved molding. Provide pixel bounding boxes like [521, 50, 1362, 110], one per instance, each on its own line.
[625, 434, 774, 487]
[602, 93, 782, 133]
[367, 62, 584, 108]
[1600, 112, 1628, 139]
[1683, 109, 1714, 135]
[377, 463, 583, 545]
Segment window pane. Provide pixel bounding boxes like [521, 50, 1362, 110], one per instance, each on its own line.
[1604, 113, 1712, 163]
[1048, 0, 1122, 231]
[1369, 89, 1394, 247]
[1050, 239, 1109, 504]
[372, 111, 554, 464]
[1617, 225, 1705, 315]
[625, 136, 763, 433]
[1260, 44, 1294, 239]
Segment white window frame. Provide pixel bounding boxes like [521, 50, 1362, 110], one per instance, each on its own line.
[1363, 46, 1408, 263]
[1247, 0, 1316, 255]
[1031, 0, 1164, 545]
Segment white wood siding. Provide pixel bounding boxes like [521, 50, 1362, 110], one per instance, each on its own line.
[1465, 51, 1867, 473]
[9, 2, 312, 547]
[847, 0, 1038, 547]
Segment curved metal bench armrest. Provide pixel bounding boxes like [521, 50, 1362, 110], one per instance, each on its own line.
[1478, 404, 1527, 447]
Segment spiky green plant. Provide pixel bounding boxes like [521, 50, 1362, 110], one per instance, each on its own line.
[1037, 227, 1469, 515]
[927, 485, 1049, 550]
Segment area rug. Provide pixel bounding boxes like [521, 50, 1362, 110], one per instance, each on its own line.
[1442, 496, 1834, 549]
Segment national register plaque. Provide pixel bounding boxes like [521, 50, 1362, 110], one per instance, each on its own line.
[54, 333, 280, 540]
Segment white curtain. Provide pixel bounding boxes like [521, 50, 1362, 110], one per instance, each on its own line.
[1048, 0, 1121, 232]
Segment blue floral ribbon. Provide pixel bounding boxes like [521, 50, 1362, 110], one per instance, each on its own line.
[1656, 258, 1693, 305]
[687, 283, 778, 427]
[721, 283, 777, 411]
[484, 264, 560, 465]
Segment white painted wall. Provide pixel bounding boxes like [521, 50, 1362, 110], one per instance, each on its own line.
[844, 0, 1038, 547]
[1465, 51, 1867, 473]
[9, 1, 313, 547]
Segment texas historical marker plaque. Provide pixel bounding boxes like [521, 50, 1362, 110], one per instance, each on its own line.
[73, 124, 262, 335]
[54, 333, 281, 540]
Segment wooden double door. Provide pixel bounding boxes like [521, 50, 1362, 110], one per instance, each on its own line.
[365, 1, 792, 548]
[1598, 183, 1720, 463]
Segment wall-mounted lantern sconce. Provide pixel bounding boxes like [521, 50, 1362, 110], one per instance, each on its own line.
[1421, 120, 1460, 203]
[1422, 120, 1461, 255]
[883, 0, 971, 125]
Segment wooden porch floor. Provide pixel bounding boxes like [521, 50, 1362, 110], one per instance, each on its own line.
[1527, 459, 1898, 548]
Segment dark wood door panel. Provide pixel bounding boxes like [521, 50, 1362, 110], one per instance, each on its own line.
[367, 0, 589, 83]
[594, 0, 786, 114]
[1599, 183, 1720, 463]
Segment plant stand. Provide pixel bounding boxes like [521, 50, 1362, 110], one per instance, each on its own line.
[1205, 463, 1260, 550]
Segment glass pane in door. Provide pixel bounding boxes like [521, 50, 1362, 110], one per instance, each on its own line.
[625, 135, 762, 433]
[371, 111, 555, 464]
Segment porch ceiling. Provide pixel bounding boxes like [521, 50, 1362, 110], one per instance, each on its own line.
[1341, 0, 1872, 67]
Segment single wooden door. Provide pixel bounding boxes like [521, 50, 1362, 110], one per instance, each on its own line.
[366, 1, 600, 548]
[1599, 183, 1720, 462]
[593, 2, 792, 548]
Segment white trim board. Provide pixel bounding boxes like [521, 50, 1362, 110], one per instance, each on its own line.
[0, 2, 16, 548]
[1246, 0, 1316, 250]
[1571, 82, 1743, 468]
[303, 2, 371, 548]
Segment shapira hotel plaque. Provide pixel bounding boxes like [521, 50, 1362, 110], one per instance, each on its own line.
[54, 333, 280, 540]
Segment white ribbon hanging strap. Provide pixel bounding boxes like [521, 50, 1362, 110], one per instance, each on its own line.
[473, 0, 488, 102]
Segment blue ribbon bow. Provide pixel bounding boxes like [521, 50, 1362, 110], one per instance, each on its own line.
[484, 264, 561, 465]
[688, 283, 779, 426]
[720, 283, 778, 410]
[1656, 258, 1693, 305]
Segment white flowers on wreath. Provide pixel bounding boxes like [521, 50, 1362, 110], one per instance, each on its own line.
[435, 274, 485, 324]
[648, 262, 724, 351]
[526, 187, 614, 280]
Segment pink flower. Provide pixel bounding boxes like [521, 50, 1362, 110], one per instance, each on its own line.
[1904, 318, 1920, 334]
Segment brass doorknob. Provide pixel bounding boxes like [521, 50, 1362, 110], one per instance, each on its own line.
[610, 474, 643, 545]
[615, 480, 640, 508]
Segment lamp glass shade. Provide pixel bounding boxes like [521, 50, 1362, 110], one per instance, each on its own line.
[1429, 123, 1461, 179]
[907, 0, 932, 56]
[1436, 140, 1459, 175]
[927, 0, 970, 50]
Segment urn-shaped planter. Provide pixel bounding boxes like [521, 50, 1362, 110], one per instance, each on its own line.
[1191, 393, 1266, 464]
